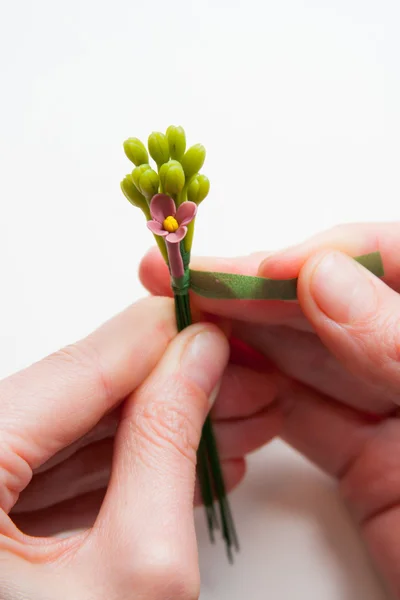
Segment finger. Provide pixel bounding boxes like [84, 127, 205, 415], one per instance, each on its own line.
[12, 459, 246, 538]
[33, 410, 119, 475]
[12, 438, 114, 513]
[91, 323, 229, 589]
[0, 297, 177, 511]
[139, 247, 309, 330]
[139, 247, 264, 298]
[362, 505, 400, 596]
[13, 428, 249, 513]
[12, 489, 107, 537]
[259, 222, 400, 292]
[281, 380, 400, 526]
[12, 363, 277, 514]
[211, 364, 282, 458]
[13, 363, 277, 512]
[214, 405, 281, 459]
[211, 363, 278, 420]
[280, 380, 380, 480]
[230, 322, 393, 415]
[280, 380, 400, 596]
[297, 249, 400, 407]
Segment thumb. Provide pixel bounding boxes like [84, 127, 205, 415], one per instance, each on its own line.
[298, 250, 400, 408]
[89, 323, 229, 597]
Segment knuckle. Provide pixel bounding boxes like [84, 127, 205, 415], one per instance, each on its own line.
[135, 296, 177, 338]
[46, 340, 113, 409]
[134, 552, 200, 600]
[390, 313, 400, 364]
[0, 433, 32, 512]
[339, 420, 400, 526]
[328, 223, 347, 236]
[134, 379, 203, 464]
[351, 308, 400, 380]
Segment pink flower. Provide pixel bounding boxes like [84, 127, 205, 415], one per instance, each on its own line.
[147, 194, 197, 278]
[147, 194, 197, 242]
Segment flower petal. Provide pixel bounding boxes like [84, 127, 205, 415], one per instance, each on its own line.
[175, 201, 197, 226]
[166, 225, 187, 243]
[150, 194, 176, 223]
[165, 240, 184, 278]
[147, 220, 169, 236]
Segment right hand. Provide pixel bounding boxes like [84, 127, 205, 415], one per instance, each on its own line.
[140, 222, 400, 597]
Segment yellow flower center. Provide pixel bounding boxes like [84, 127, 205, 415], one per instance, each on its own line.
[163, 216, 179, 233]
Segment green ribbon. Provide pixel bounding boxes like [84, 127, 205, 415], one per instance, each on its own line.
[172, 269, 191, 296]
[189, 251, 384, 301]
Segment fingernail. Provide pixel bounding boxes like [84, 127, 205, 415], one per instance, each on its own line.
[310, 252, 377, 323]
[181, 329, 229, 399]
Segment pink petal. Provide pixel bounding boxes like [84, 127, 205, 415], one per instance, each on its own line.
[147, 220, 168, 237]
[150, 194, 176, 223]
[166, 240, 184, 278]
[166, 226, 187, 243]
[175, 201, 197, 226]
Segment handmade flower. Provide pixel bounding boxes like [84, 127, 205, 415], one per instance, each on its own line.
[166, 125, 186, 160]
[147, 193, 197, 278]
[121, 126, 237, 561]
[120, 126, 386, 563]
[159, 160, 185, 195]
[181, 143, 206, 178]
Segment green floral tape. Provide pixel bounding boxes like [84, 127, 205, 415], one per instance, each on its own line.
[189, 251, 384, 301]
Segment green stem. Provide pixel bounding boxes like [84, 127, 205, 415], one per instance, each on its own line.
[173, 290, 218, 540]
[184, 218, 195, 253]
[202, 418, 239, 561]
[172, 271, 238, 560]
[177, 182, 188, 206]
[198, 437, 219, 540]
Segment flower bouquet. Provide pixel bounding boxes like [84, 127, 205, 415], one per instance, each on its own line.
[120, 125, 385, 561]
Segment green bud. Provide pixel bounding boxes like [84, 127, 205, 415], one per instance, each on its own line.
[132, 164, 150, 191]
[123, 138, 149, 166]
[180, 143, 206, 178]
[187, 174, 210, 205]
[120, 175, 151, 219]
[148, 132, 170, 167]
[121, 174, 145, 207]
[166, 125, 186, 161]
[159, 160, 185, 195]
[139, 168, 159, 197]
[132, 164, 160, 198]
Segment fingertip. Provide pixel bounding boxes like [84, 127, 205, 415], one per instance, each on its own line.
[139, 245, 161, 269]
[258, 248, 303, 280]
[138, 246, 171, 296]
[178, 323, 230, 399]
[296, 249, 331, 304]
[296, 249, 339, 326]
[298, 250, 380, 327]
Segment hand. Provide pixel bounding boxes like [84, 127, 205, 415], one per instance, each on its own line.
[140, 223, 400, 597]
[0, 296, 252, 599]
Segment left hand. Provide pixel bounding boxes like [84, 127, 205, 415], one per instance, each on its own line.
[9, 299, 281, 537]
[140, 222, 400, 595]
[2, 297, 233, 598]
[1, 295, 281, 599]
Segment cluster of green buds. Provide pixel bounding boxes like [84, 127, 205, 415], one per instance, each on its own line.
[121, 126, 210, 259]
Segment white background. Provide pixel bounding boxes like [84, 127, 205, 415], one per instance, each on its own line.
[0, 0, 399, 597]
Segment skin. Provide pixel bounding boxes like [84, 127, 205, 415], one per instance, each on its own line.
[139, 222, 400, 598]
[1, 297, 279, 599]
[3, 221, 400, 597]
